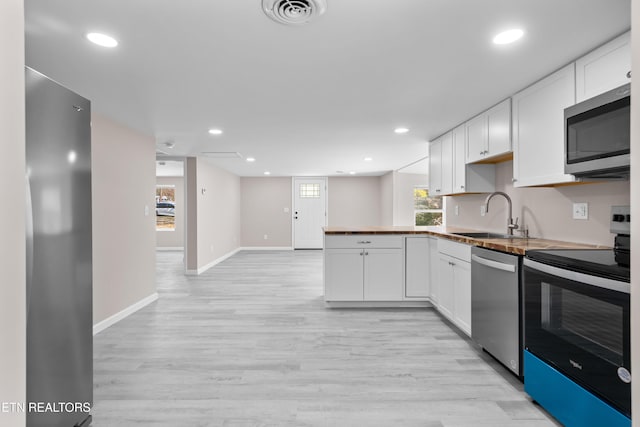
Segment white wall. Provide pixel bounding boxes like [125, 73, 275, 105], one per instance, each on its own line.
[379, 172, 394, 226]
[0, 1, 26, 425]
[328, 177, 382, 226]
[445, 161, 630, 246]
[92, 113, 157, 324]
[195, 158, 241, 269]
[241, 177, 292, 247]
[156, 176, 184, 248]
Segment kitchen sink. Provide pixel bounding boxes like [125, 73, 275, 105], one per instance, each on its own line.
[452, 232, 525, 239]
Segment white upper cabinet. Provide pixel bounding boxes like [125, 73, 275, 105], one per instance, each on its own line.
[453, 124, 495, 195]
[512, 63, 577, 188]
[465, 99, 511, 164]
[452, 124, 467, 192]
[465, 113, 486, 164]
[428, 132, 453, 196]
[576, 31, 631, 103]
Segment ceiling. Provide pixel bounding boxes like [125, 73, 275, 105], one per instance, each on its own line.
[25, 0, 630, 177]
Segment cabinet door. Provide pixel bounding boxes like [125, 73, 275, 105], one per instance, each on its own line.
[512, 64, 577, 187]
[364, 249, 403, 301]
[576, 31, 631, 103]
[465, 113, 487, 164]
[452, 125, 467, 194]
[429, 238, 440, 305]
[437, 254, 455, 321]
[452, 260, 471, 336]
[428, 139, 443, 196]
[440, 132, 454, 195]
[324, 249, 363, 301]
[486, 99, 511, 158]
[405, 237, 430, 298]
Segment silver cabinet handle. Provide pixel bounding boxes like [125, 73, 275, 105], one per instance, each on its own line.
[360, 251, 364, 256]
[460, 185, 465, 189]
[357, 240, 371, 244]
[364, 251, 369, 256]
[512, 178, 518, 182]
[472, 254, 516, 273]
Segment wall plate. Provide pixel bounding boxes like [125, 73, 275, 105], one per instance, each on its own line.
[573, 202, 589, 220]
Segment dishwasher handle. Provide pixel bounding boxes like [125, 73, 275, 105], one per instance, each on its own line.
[471, 254, 516, 273]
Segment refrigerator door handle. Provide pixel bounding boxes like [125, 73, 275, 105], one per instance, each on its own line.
[25, 174, 34, 319]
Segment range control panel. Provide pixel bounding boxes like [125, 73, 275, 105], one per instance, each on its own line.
[610, 205, 630, 235]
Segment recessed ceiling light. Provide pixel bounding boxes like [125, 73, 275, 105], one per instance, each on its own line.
[492, 29, 524, 45]
[86, 32, 118, 48]
[364, 157, 373, 162]
[394, 127, 410, 134]
[264, 171, 271, 175]
[208, 128, 223, 135]
[246, 157, 256, 162]
[349, 171, 356, 175]
[336, 170, 345, 174]
[67, 150, 77, 164]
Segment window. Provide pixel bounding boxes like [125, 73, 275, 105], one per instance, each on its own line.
[299, 183, 320, 198]
[414, 187, 443, 226]
[156, 185, 176, 231]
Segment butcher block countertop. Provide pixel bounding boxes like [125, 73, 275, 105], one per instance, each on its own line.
[322, 226, 609, 256]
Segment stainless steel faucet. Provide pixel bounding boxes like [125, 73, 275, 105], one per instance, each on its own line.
[484, 191, 519, 236]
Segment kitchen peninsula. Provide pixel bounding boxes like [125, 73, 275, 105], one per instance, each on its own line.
[323, 225, 607, 335]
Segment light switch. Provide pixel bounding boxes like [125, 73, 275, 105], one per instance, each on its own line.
[573, 202, 588, 220]
[284, 207, 290, 213]
[144, 205, 149, 216]
[480, 205, 486, 216]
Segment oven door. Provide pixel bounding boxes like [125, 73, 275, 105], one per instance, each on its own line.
[524, 258, 630, 416]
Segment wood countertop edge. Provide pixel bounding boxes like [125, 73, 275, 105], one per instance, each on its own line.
[322, 227, 609, 255]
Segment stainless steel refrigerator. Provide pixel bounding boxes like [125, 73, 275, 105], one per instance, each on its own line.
[26, 67, 93, 427]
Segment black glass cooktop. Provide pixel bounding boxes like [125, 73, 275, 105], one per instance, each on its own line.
[526, 249, 630, 282]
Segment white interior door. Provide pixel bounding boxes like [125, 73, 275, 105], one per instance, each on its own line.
[293, 177, 327, 249]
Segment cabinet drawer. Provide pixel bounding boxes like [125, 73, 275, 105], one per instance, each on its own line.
[437, 239, 471, 262]
[324, 235, 403, 249]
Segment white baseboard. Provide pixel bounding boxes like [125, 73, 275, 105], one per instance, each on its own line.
[156, 246, 184, 251]
[239, 246, 294, 251]
[185, 248, 241, 275]
[324, 301, 432, 308]
[93, 292, 159, 336]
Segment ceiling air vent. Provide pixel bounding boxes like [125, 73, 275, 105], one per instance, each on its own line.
[262, 0, 327, 25]
[200, 152, 243, 159]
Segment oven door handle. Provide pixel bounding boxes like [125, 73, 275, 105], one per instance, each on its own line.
[524, 258, 630, 294]
[472, 254, 516, 273]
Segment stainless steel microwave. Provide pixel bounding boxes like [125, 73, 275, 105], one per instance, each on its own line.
[564, 83, 630, 178]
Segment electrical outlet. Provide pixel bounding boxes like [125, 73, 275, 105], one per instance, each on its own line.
[263, 234, 268, 240]
[284, 207, 290, 213]
[573, 202, 589, 220]
[480, 205, 486, 216]
[454, 205, 459, 216]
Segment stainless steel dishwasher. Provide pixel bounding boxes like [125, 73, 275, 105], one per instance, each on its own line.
[471, 246, 522, 377]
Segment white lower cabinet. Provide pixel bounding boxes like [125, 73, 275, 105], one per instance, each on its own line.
[324, 249, 365, 301]
[324, 235, 403, 302]
[364, 249, 403, 300]
[436, 239, 472, 336]
[405, 237, 431, 298]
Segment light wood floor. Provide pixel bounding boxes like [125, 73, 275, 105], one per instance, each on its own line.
[92, 250, 559, 426]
